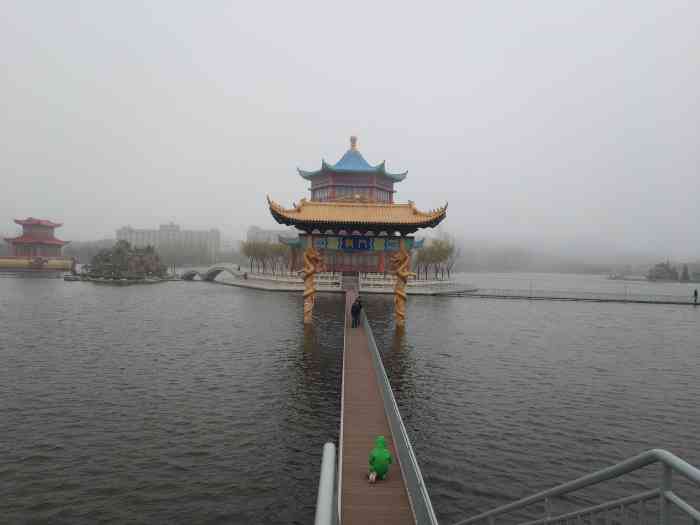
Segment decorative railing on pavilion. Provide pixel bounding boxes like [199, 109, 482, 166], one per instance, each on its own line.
[221, 271, 453, 289]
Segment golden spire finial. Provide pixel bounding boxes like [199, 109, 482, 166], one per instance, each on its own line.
[350, 136, 358, 150]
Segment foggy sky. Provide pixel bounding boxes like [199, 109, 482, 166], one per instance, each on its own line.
[2, 1, 698, 259]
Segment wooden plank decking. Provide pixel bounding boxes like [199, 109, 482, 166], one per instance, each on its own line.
[340, 291, 414, 524]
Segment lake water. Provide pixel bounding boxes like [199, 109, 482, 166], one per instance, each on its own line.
[456, 271, 700, 302]
[1, 274, 699, 523]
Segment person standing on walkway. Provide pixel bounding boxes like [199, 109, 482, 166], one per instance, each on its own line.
[351, 297, 362, 327]
[694, 288, 698, 306]
[350, 299, 359, 327]
[355, 297, 362, 327]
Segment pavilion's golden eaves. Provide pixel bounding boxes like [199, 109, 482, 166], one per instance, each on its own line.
[267, 196, 447, 228]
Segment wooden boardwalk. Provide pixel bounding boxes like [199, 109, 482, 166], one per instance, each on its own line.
[340, 291, 414, 524]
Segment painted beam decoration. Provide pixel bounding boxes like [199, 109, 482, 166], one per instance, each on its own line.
[312, 236, 417, 252]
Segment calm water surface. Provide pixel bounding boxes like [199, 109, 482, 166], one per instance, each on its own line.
[457, 271, 700, 302]
[1, 274, 699, 523]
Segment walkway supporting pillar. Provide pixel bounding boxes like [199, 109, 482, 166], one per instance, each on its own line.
[301, 235, 323, 324]
[391, 238, 415, 328]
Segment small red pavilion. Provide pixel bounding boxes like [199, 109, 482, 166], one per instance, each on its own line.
[4, 218, 69, 257]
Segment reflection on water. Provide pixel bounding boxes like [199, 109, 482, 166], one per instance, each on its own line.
[2, 276, 700, 524]
[367, 293, 700, 523]
[0, 280, 343, 524]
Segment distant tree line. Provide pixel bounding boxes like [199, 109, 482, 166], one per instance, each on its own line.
[413, 238, 459, 280]
[240, 241, 291, 275]
[239, 238, 462, 279]
[63, 238, 242, 268]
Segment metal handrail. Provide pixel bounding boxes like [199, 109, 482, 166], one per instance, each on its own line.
[336, 292, 352, 522]
[362, 311, 439, 525]
[453, 448, 700, 525]
[519, 489, 660, 525]
[314, 442, 337, 525]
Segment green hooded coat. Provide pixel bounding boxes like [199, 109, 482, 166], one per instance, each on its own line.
[368, 435, 393, 479]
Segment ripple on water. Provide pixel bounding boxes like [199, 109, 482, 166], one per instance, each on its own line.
[2, 278, 700, 523]
[364, 295, 700, 522]
[1, 280, 343, 524]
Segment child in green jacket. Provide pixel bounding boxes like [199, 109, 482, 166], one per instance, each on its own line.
[368, 435, 393, 483]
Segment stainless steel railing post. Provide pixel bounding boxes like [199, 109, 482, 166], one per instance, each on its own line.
[659, 463, 672, 525]
[315, 442, 337, 525]
[544, 497, 552, 520]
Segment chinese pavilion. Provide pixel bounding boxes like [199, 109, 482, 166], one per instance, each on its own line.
[1, 218, 73, 272]
[268, 137, 447, 326]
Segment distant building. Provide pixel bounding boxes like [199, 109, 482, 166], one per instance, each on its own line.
[246, 225, 296, 244]
[1, 217, 73, 272]
[647, 260, 679, 281]
[116, 223, 220, 263]
[4, 218, 69, 257]
[220, 236, 241, 252]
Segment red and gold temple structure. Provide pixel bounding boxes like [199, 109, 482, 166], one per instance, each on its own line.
[268, 137, 447, 326]
[1, 218, 74, 272]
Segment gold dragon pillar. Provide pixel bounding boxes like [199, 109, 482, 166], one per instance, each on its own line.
[391, 238, 416, 329]
[300, 236, 324, 324]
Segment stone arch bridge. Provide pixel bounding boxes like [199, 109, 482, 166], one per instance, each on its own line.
[181, 266, 243, 282]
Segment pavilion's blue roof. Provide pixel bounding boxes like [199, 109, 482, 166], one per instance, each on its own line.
[298, 137, 407, 182]
[332, 148, 376, 172]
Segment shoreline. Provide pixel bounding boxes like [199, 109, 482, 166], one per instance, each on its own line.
[201, 277, 476, 296]
[86, 278, 170, 286]
[461, 292, 696, 306]
[205, 277, 698, 304]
